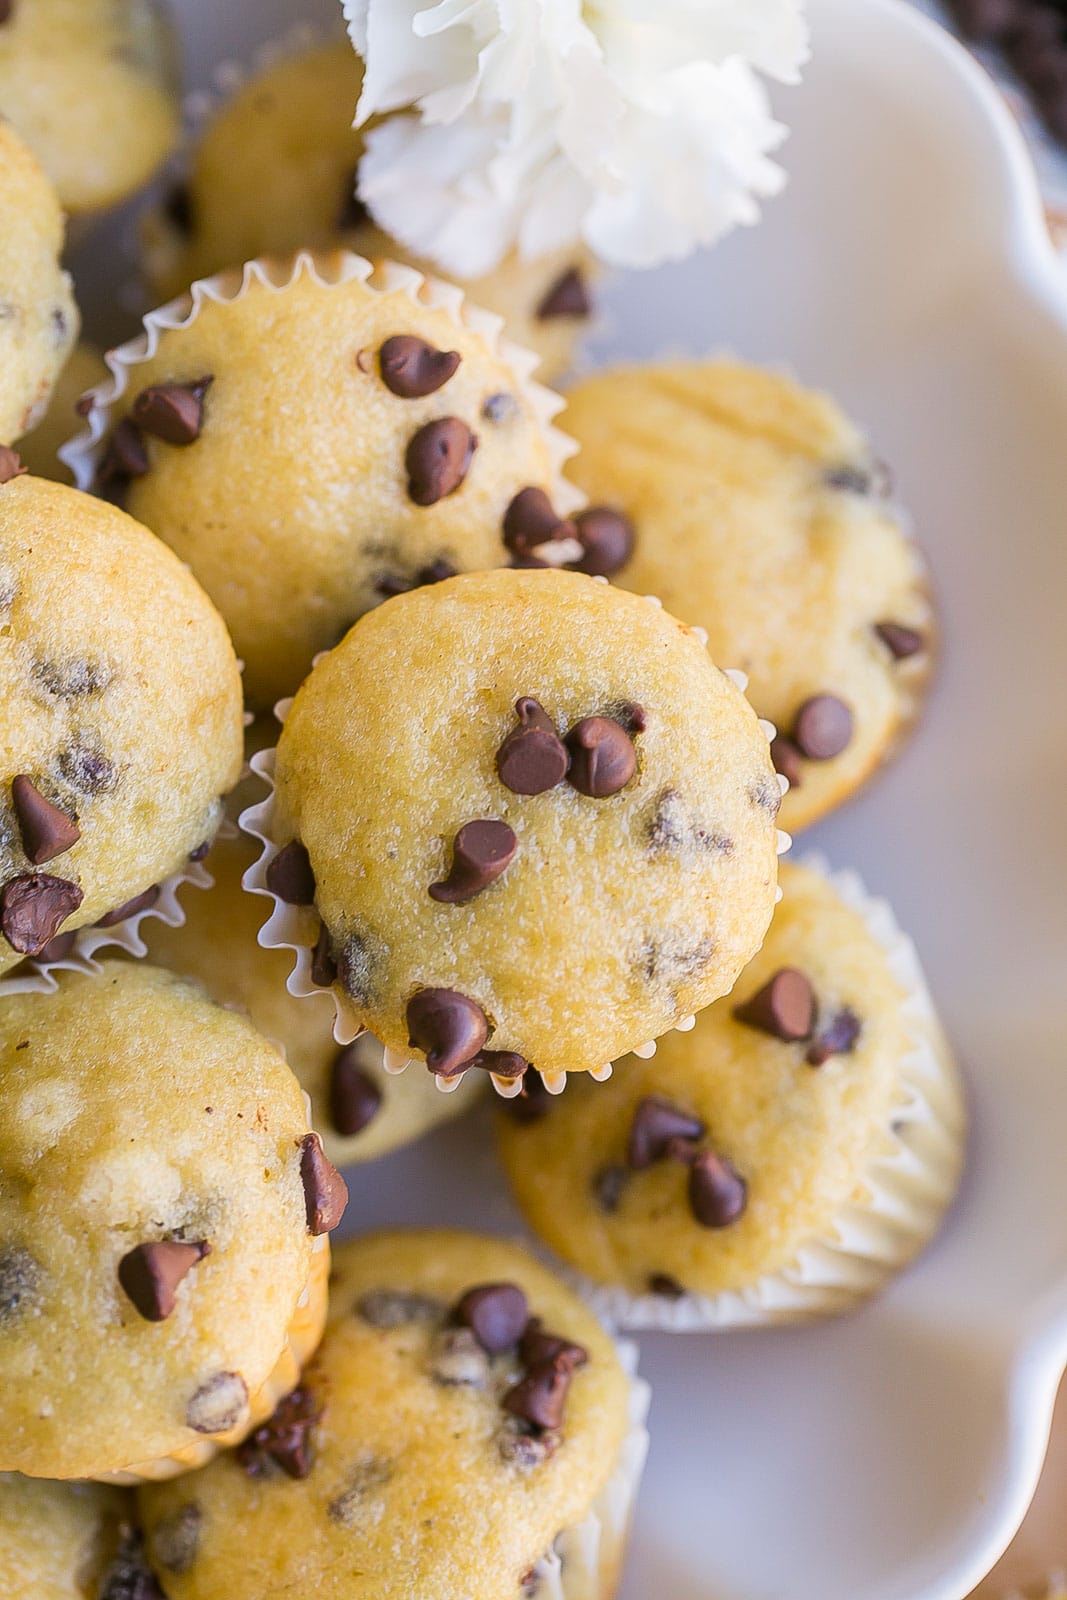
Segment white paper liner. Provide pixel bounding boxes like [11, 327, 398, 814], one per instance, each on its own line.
[554, 851, 967, 1332]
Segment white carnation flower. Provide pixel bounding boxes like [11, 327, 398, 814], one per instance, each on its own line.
[343, 0, 809, 277]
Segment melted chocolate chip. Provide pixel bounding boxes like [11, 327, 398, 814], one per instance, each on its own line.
[99, 1531, 167, 1600]
[498, 1426, 559, 1468]
[496, 697, 569, 795]
[536, 266, 591, 320]
[236, 1384, 324, 1480]
[266, 839, 315, 905]
[469, 1047, 529, 1079]
[376, 558, 457, 598]
[94, 886, 159, 928]
[327, 1455, 394, 1526]
[10, 776, 79, 864]
[98, 419, 150, 488]
[311, 922, 337, 987]
[58, 738, 116, 795]
[132, 376, 213, 445]
[824, 460, 892, 497]
[733, 968, 815, 1042]
[452, 1281, 528, 1353]
[379, 335, 461, 399]
[1, 873, 82, 954]
[645, 786, 732, 856]
[118, 1239, 210, 1322]
[337, 929, 380, 1005]
[356, 1289, 443, 1329]
[189, 840, 210, 862]
[0, 1246, 38, 1325]
[502, 1353, 581, 1431]
[628, 1096, 705, 1169]
[648, 1272, 686, 1299]
[874, 621, 925, 660]
[329, 1043, 383, 1136]
[32, 657, 111, 697]
[502, 487, 575, 558]
[792, 695, 854, 760]
[769, 734, 804, 790]
[405, 417, 477, 505]
[688, 1150, 748, 1228]
[501, 1072, 553, 1122]
[430, 1325, 489, 1387]
[163, 180, 194, 235]
[429, 819, 518, 904]
[565, 715, 638, 798]
[186, 1370, 249, 1435]
[36, 929, 75, 963]
[806, 1007, 862, 1067]
[568, 506, 635, 577]
[299, 1132, 349, 1235]
[482, 391, 518, 424]
[336, 167, 369, 231]
[519, 1318, 589, 1373]
[638, 932, 716, 988]
[593, 1164, 628, 1213]
[0, 445, 26, 484]
[149, 1504, 203, 1575]
[407, 987, 489, 1077]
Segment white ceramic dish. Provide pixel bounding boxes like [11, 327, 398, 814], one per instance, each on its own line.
[71, 1, 1067, 1595]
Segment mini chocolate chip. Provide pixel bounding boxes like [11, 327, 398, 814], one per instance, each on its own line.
[568, 506, 635, 577]
[0, 1246, 38, 1325]
[502, 486, 576, 558]
[769, 734, 804, 789]
[336, 167, 369, 231]
[647, 1272, 686, 1299]
[733, 968, 816, 1042]
[356, 1289, 444, 1328]
[405, 417, 477, 505]
[36, 929, 76, 962]
[806, 1007, 862, 1067]
[536, 266, 591, 320]
[792, 695, 853, 760]
[430, 1325, 489, 1387]
[501, 1073, 553, 1122]
[10, 776, 79, 865]
[58, 738, 116, 795]
[94, 885, 159, 928]
[328, 1455, 394, 1526]
[337, 929, 380, 1005]
[498, 1426, 559, 1468]
[376, 557, 457, 598]
[379, 335, 461, 399]
[163, 180, 194, 235]
[150, 1503, 203, 1574]
[99, 1530, 167, 1600]
[482, 391, 518, 424]
[186, 1370, 249, 1435]
[645, 786, 732, 856]
[299, 1132, 349, 1235]
[628, 1096, 706, 1169]
[266, 839, 316, 905]
[1, 873, 82, 954]
[407, 987, 489, 1077]
[565, 715, 637, 798]
[453, 1281, 528, 1353]
[118, 1239, 210, 1322]
[0, 445, 26, 484]
[502, 1354, 579, 1431]
[749, 775, 783, 816]
[98, 419, 149, 486]
[874, 621, 925, 660]
[429, 819, 518, 904]
[311, 922, 337, 987]
[469, 1047, 529, 1078]
[132, 377, 213, 445]
[236, 1384, 324, 1480]
[688, 1150, 748, 1228]
[593, 1164, 628, 1213]
[329, 1043, 383, 1136]
[32, 657, 111, 697]
[519, 1318, 588, 1373]
[496, 697, 569, 795]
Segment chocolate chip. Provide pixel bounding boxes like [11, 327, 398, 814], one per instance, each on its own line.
[496, 697, 569, 795]
[375, 557, 457, 599]
[94, 885, 159, 928]
[749, 775, 783, 815]
[429, 1325, 489, 1387]
[536, 266, 591, 320]
[824, 461, 892, 497]
[638, 931, 716, 987]
[469, 1048, 529, 1079]
[10, 776, 79, 865]
[266, 839, 315, 905]
[132, 377, 213, 445]
[502, 486, 576, 558]
[429, 819, 518, 904]
[356, 1288, 444, 1328]
[806, 1007, 862, 1067]
[593, 1164, 628, 1213]
[874, 621, 925, 660]
[733, 968, 815, 1041]
[75, 390, 96, 419]
[51, 305, 69, 346]
[628, 1096, 705, 1169]
[688, 1150, 748, 1228]
[58, 738, 116, 795]
[36, 929, 75, 963]
[0, 445, 26, 484]
[99, 1531, 167, 1600]
[647, 1272, 686, 1299]
[336, 167, 369, 231]
[452, 1281, 528, 1353]
[0, 1246, 38, 1325]
[379, 335, 461, 399]
[327, 1455, 394, 1526]
[188, 840, 210, 862]
[163, 180, 194, 235]
[769, 734, 804, 790]
[482, 391, 518, 424]
[565, 715, 637, 798]
[0, 2, 14, 24]
[1, 873, 82, 954]
[32, 657, 111, 697]
[186, 1371, 250, 1435]
[329, 1043, 383, 1137]
[519, 1318, 589, 1373]
[405, 417, 477, 505]
[118, 1239, 210, 1322]
[502, 1353, 581, 1431]
[98, 419, 149, 487]
[150, 1503, 203, 1574]
[501, 1073, 553, 1122]
[568, 506, 634, 577]
[236, 1384, 323, 1480]
[792, 695, 853, 760]
[645, 786, 732, 856]
[299, 1132, 349, 1235]
[311, 922, 337, 987]
[498, 1426, 559, 1468]
[337, 928, 380, 1005]
[407, 987, 489, 1077]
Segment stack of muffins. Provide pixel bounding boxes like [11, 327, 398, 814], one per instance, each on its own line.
[0, 8, 967, 1598]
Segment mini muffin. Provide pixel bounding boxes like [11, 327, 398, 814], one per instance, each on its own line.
[17, 344, 108, 484]
[0, 0, 179, 214]
[0, 473, 243, 976]
[0, 123, 78, 446]
[139, 1230, 646, 1600]
[141, 828, 485, 1167]
[0, 1473, 127, 1597]
[563, 360, 934, 832]
[139, 39, 596, 382]
[0, 960, 347, 1482]
[250, 567, 782, 1085]
[76, 251, 579, 709]
[497, 859, 965, 1326]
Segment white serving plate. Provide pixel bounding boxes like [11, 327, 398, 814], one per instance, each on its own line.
[74, 1, 1067, 1595]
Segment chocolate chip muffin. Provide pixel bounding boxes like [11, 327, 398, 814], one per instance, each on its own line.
[138, 1230, 645, 1600]
[497, 859, 965, 1326]
[0, 0, 179, 215]
[0, 474, 243, 976]
[252, 567, 782, 1086]
[0, 960, 347, 1481]
[76, 251, 579, 710]
[0, 123, 78, 446]
[138, 38, 596, 383]
[563, 360, 935, 832]
[16, 343, 108, 484]
[0, 1473, 127, 1597]
[141, 826, 485, 1168]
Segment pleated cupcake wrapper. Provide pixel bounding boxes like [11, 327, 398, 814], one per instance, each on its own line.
[531, 1337, 650, 1600]
[98, 1229, 330, 1486]
[239, 657, 785, 1100]
[562, 851, 966, 1333]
